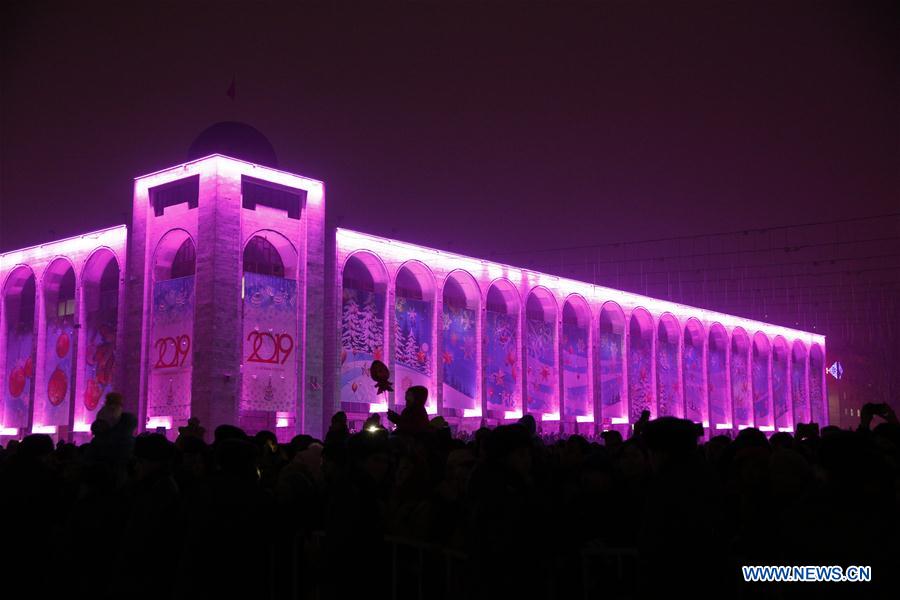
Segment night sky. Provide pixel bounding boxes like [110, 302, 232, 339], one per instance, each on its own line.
[2, 1, 899, 416]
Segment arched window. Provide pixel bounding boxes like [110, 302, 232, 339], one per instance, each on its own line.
[170, 239, 196, 279]
[485, 280, 520, 415]
[243, 236, 285, 278]
[656, 314, 681, 418]
[628, 308, 654, 421]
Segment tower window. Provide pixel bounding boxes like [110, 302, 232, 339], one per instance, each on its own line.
[151, 175, 200, 216]
[241, 176, 304, 220]
[243, 236, 285, 278]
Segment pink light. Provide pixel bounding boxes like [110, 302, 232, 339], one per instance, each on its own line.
[715, 423, 734, 430]
[778, 426, 794, 433]
[0, 427, 18, 436]
[275, 417, 289, 428]
[758, 425, 775, 432]
[504, 409, 523, 420]
[737, 424, 753, 430]
[370, 402, 388, 413]
[541, 412, 560, 422]
[146, 416, 172, 430]
[576, 415, 594, 423]
[0, 224, 127, 269]
[32, 425, 57, 434]
[73, 422, 91, 433]
[702, 421, 710, 428]
[610, 417, 629, 425]
[463, 408, 482, 418]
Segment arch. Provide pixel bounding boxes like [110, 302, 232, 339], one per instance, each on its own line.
[791, 341, 809, 424]
[441, 270, 481, 411]
[656, 313, 682, 418]
[41, 257, 77, 428]
[682, 317, 705, 425]
[772, 336, 791, 431]
[153, 229, 195, 281]
[243, 232, 296, 279]
[2, 265, 37, 429]
[598, 301, 626, 422]
[78, 249, 121, 423]
[627, 307, 654, 421]
[485, 279, 520, 414]
[340, 251, 389, 407]
[562, 295, 591, 420]
[524, 287, 558, 416]
[730, 327, 751, 427]
[394, 261, 436, 411]
[707, 323, 730, 429]
[752, 332, 773, 430]
[808, 343, 826, 426]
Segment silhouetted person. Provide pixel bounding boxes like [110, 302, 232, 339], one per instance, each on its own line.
[387, 386, 430, 435]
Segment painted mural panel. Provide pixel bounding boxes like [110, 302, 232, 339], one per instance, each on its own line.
[773, 355, 790, 429]
[442, 306, 477, 409]
[599, 331, 623, 419]
[241, 273, 298, 413]
[682, 343, 704, 424]
[42, 317, 74, 426]
[485, 310, 518, 412]
[526, 317, 557, 414]
[4, 327, 34, 428]
[708, 344, 729, 426]
[791, 355, 808, 424]
[79, 306, 117, 423]
[148, 276, 195, 420]
[562, 321, 589, 417]
[809, 360, 825, 426]
[752, 350, 771, 428]
[656, 338, 680, 417]
[731, 348, 751, 426]
[340, 287, 385, 405]
[394, 296, 433, 409]
[628, 341, 652, 422]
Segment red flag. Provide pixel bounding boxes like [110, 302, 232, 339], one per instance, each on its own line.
[226, 75, 236, 100]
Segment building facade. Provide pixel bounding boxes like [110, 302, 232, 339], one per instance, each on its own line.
[0, 154, 827, 441]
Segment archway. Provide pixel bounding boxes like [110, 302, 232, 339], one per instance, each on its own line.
[656, 313, 682, 418]
[525, 287, 557, 418]
[441, 271, 480, 413]
[627, 308, 654, 421]
[752, 332, 772, 430]
[40, 258, 76, 428]
[394, 261, 436, 413]
[707, 323, 730, 430]
[809, 344, 826, 426]
[562, 296, 591, 421]
[3, 266, 36, 429]
[78, 249, 119, 427]
[598, 302, 626, 424]
[340, 252, 388, 409]
[682, 318, 705, 425]
[772, 337, 790, 431]
[731, 328, 751, 428]
[791, 341, 808, 425]
[485, 279, 519, 416]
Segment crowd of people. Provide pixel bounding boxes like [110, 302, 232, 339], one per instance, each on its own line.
[1, 388, 897, 599]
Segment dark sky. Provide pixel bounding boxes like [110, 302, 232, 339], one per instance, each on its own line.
[2, 0, 897, 254]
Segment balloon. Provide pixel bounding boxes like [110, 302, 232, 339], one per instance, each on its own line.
[8, 366, 25, 398]
[83, 378, 102, 410]
[56, 332, 70, 358]
[48, 368, 68, 406]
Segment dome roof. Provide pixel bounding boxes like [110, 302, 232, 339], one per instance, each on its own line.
[187, 122, 278, 168]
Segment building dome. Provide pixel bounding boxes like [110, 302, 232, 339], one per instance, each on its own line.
[187, 122, 278, 168]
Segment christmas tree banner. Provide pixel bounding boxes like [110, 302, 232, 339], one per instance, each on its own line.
[148, 276, 194, 420]
[394, 296, 433, 408]
[3, 326, 34, 428]
[627, 340, 652, 421]
[731, 349, 751, 425]
[485, 310, 518, 412]
[809, 363, 825, 426]
[598, 331, 623, 417]
[562, 321, 589, 417]
[42, 317, 74, 426]
[441, 305, 477, 409]
[340, 287, 385, 405]
[791, 354, 808, 424]
[773, 356, 789, 427]
[708, 346, 729, 425]
[241, 273, 298, 413]
[526, 317, 556, 414]
[656, 338, 679, 417]
[752, 351, 770, 426]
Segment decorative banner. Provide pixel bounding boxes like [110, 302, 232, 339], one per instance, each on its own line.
[827, 361, 843, 380]
[394, 297, 433, 409]
[485, 310, 518, 411]
[241, 273, 297, 413]
[731, 349, 751, 425]
[707, 346, 729, 426]
[656, 338, 679, 417]
[3, 327, 34, 428]
[682, 343, 704, 424]
[562, 321, 589, 417]
[339, 287, 385, 405]
[791, 355, 808, 424]
[79, 307, 117, 422]
[627, 340, 652, 422]
[526, 317, 556, 414]
[43, 317, 74, 426]
[752, 351, 771, 427]
[148, 276, 194, 420]
[809, 362, 825, 426]
[442, 306, 477, 409]
[598, 331, 623, 417]
[773, 356, 790, 428]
